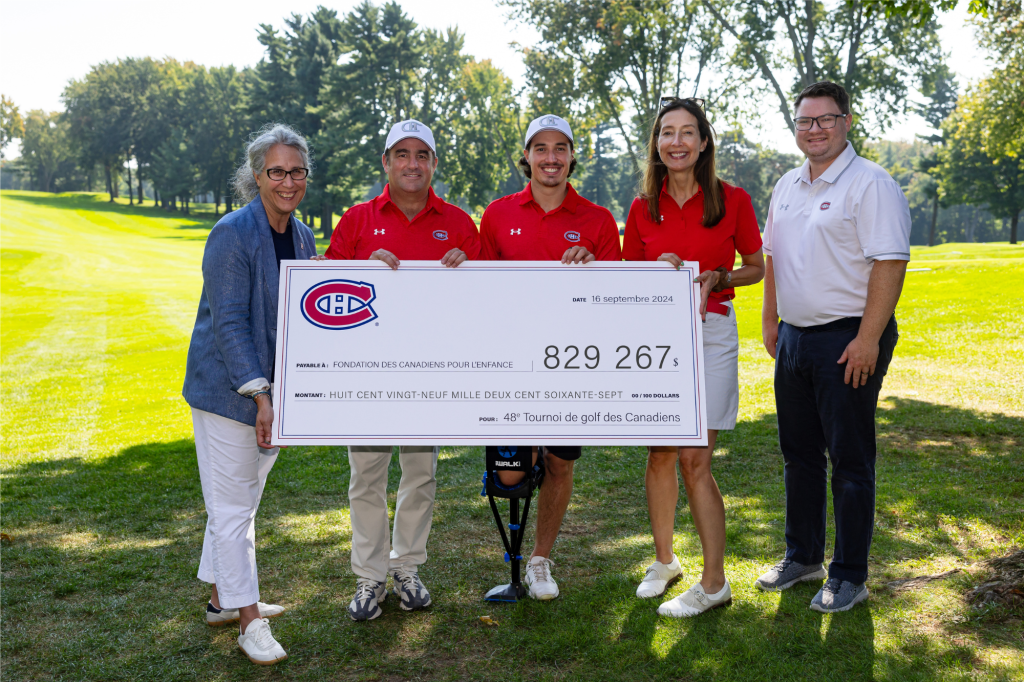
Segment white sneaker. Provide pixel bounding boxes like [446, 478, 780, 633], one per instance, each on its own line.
[524, 556, 559, 600]
[657, 581, 732, 618]
[237, 618, 288, 665]
[206, 601, 285, 626]
[636, 555, 682, 598]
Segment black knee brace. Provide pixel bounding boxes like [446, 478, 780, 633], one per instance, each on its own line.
[481, 446, 544, 601]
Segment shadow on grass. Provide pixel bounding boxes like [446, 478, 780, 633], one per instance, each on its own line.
[0, 398, 1020, 680]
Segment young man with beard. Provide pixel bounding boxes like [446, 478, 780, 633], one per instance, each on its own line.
[480, 114, 621, 600]
[325, 120, 479, 620]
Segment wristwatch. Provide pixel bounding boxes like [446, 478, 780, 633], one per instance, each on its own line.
[712, 267, 731, 293]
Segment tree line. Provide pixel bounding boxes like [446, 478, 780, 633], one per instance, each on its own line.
[0, 0, 1019, 243]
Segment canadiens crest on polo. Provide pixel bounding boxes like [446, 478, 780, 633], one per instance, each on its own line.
[820, 202, 831, 210]
[564, 230, 581, 243]
[301, 279, 378, 330]
[432, 230, 449, 241]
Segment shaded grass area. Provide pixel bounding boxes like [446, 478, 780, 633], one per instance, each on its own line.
[2, 191, 1023, 680]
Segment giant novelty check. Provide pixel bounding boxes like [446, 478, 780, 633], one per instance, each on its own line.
[271, 261, 707, 446]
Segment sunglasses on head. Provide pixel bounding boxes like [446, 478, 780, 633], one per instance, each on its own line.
[659, 96, 706, 112]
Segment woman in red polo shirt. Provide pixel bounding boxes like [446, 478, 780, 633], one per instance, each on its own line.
[624, 98, 765, 618]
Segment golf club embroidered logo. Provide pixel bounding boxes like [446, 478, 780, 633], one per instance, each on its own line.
[301, 279, 378, 330]
[564, 230, 581, 242]
[432, 230, 448, 241]
[820, 202, 831, 210]
[401, 121, 420, 132]
[541, 115, 560, 126]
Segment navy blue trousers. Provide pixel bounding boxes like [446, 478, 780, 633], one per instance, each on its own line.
[775, 315, 898, 584]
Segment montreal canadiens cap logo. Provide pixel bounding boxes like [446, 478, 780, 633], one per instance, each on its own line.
[820, 202, 831, 210]
[301, 279, 377, 330]
[432, 230, 448, 241]
[564, 230, 581, 242]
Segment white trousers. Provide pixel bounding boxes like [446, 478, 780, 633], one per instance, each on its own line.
[348, 446, 438, 582]
[193, 407, 278, 609]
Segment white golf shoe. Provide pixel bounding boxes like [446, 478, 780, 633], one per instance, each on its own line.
[636, 555, 682, 598]
[658, 581, 732, 618]
[524, 556, 559, 600]
[237, 618, 288, 665]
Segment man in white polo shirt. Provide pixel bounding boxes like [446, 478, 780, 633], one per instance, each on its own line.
[757, 81, 910, 613]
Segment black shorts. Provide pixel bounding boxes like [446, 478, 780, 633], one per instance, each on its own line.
[543, 446, 582, 461]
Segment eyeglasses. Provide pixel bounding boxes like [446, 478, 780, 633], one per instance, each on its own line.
[266, 167, 309, 181]
[659, 96, 706, 112]
[794, 114, 847, 131]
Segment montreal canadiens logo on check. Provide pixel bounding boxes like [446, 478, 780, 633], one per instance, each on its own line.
[300, 279, 378, 330]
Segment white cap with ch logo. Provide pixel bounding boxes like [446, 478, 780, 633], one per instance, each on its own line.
[385, 119, 436, 155]
[524, 114, 574, 148]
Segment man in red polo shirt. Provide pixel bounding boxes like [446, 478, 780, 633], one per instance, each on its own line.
[326, 120, 479, 622]
[480, 114, 621, 601]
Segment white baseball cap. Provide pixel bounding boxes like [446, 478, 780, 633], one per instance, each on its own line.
[384, 119, 436, 155]
[524, 114, 574, 148]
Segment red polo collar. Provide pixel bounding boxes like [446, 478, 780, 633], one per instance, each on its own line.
[520, 181, 581, 214]
[375, 184, 446, 217]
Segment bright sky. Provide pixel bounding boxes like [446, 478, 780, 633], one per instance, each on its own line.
[0, 1, 990, 159]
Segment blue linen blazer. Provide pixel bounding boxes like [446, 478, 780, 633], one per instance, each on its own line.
[182, 195, 318, 425]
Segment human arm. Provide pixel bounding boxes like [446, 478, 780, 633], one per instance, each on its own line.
[202, 224, 268, 393]
[694, 249, 765, 320]
[441, 213, 480, 267]
[761, 255, 779, 358]
[254, 393, 274, 449]
[837, 259, 906, 387]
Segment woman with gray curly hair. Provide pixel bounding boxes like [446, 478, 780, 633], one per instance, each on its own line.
[182, 123, 318, 665]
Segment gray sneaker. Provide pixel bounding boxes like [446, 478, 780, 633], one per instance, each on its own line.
[348, 578, 386, 621]
[755, 558, 828, 592]
[390, 566, 432, 611]
[810, 578, 869, 613]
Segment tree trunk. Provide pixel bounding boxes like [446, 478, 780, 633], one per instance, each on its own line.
[137, 164, 145, 206]
[321, 202, 334, 240]
[928, 194, 938, 246]
[226, 194, 233, 214]
[126, 154, 134, 206]
[105, 164, 114, 201]
[1011, 210, 1019, 245]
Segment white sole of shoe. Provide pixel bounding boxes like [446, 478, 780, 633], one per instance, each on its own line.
[238, 646, 288, 666]
[529, 588, 559, 601]
[659, 597, 732, 618]
[756, 567, 828, 592]
[809, 587, 869, 614]
[637, 574, 681, 599]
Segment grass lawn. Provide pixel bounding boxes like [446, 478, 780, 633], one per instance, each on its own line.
[1, 191, 1022, 681]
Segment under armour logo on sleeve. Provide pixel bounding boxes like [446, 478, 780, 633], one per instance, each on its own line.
[374, 229, 385, 235]
[510, 228, 521, 236]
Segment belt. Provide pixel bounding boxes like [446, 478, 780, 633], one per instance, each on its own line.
[706, 300, 731, 317]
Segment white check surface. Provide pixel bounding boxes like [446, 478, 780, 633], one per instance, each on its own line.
[272, 261, 707, 446]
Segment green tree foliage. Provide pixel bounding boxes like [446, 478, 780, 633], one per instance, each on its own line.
[1, 95, 25, 159]
[937, 79, 1023, 244]
[703, 0, 949, 145]
[151, 127, 199, 214]
[872, 139, 1008, 244]
[19, 110, 83, 193]
[504, 0, 720, 174]
[249, 7, 346, 232]
[935, 1, 1023, 243]
[715, 130, 801, 224]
